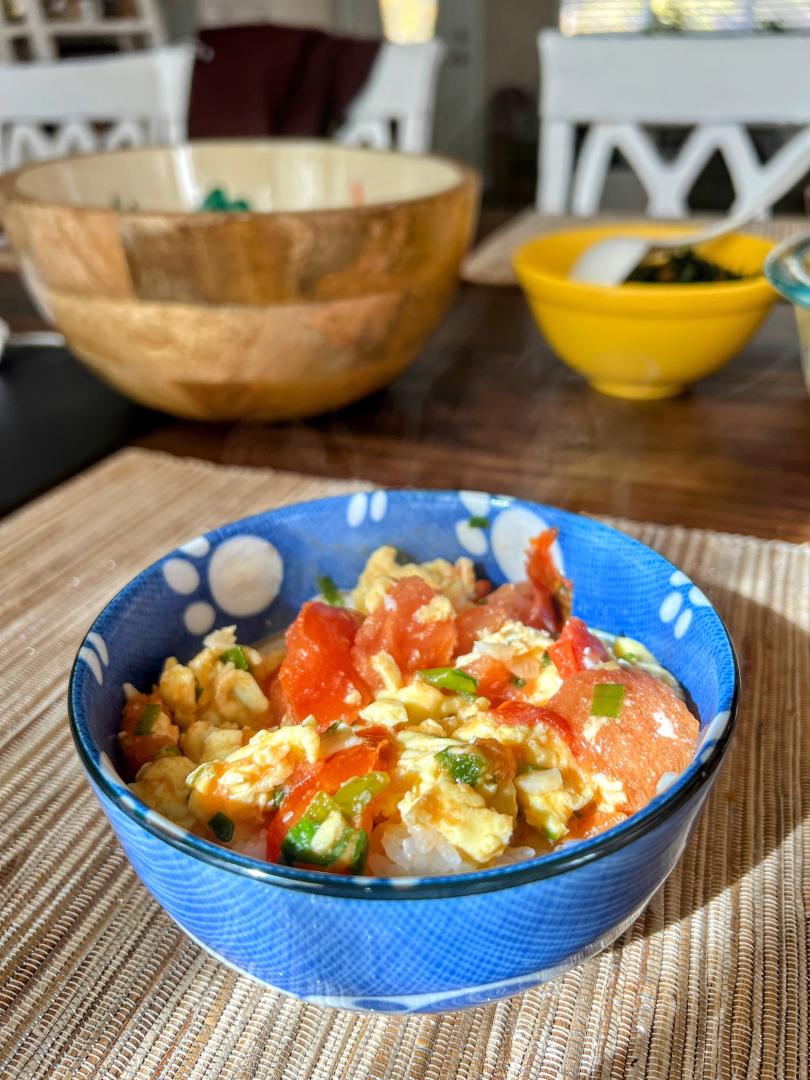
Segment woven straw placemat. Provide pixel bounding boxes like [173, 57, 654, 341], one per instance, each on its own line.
[461, 210, 809, 286]
[1, 448, 807, 1080]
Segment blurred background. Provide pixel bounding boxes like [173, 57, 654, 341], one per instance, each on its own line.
[4, 0, 810, 213]
[3, 0, 810, 525]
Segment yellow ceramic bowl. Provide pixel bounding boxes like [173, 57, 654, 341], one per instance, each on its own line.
[513, 225, 776, 399]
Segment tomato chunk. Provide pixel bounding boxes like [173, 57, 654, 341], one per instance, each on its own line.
[353, 725, 398, 771]
[351, 577, 457, 688]
[279, 602, 371, 730]
[549, 668, 699, 811]
[547, 617, 609, 679]
[461, 654, 524, 707]
[456, 582, 538, 654]
[566, 807, 628, 841]
[319, 741, 387, 791]
[492, 700, 581, 755]
[473, 579, 492, 600]
[525, 529, 572, 633]
[265, 762, 323, 862]
[264, 732, 396, 862]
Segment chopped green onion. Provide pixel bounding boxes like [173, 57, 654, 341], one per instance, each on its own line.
[436, 748, 487, 786]
[209, 811, 234, 842]
[317, 575, 344, 606]
[344, 829, 369, 874]
[418, 667, 478, 698]
[220, 645, 249, 671]
[281, 792, 350, 866]
[591, 682, 626, 719]
[304, 791, 335, 823]
[511, 676, 526, 688]
[468, 515, 489, 529]
[135, 703, 161, 735]
[540, 652, 552, 668]
[194, 681, 204, 701]
[333, 772, 389, 821]
[270, 785, 286, 810]
[543, 820, 566, 843]
[281, 817, 326, 864]
[153, 745, 181, 760]
[279, 789, 373, 871]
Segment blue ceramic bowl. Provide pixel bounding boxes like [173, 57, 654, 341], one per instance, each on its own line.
[69, 491, 737, 1013]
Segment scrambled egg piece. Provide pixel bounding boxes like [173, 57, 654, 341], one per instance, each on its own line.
[207, 665, 268, 724]
[453, 712, 597, 842]
[352, 545, 476, 615]
[143, 626, 273, 736]
[159, 660, 198, 727]
[359, 676, 480, 731]
[180, 719, 246, 764]
[187, 725, 319, 826]
[396, 728, 459, 785]
[367, 671, 615, 862]
[515, 767, 594, 841]
[369, 651, 403, 693]
[359, 698, 411, 730]
[388, 681, 448, 724]
[594, 773, 628, 813]
[391, 728, 517, 863]
[130, 755, 196, 829]
[400, 777, 513, 864]
[453, 714, 534, 748]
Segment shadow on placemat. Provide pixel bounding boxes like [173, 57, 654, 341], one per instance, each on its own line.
[581, 578, 807, 1080]
[641, 578, 803, 930]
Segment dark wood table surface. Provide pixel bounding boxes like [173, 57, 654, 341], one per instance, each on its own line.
[2, 267, 809, 541]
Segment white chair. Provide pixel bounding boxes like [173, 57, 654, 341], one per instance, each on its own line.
[336, 40, 446, 154]
[0, 44, 194, 173]
[537, 30, 810, 217]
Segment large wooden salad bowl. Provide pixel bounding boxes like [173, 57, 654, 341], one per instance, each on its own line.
[4, 140, 479, 420]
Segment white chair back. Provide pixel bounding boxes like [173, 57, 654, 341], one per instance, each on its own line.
[0, 45, 194, 173]
[337, 40, 446, 154]
[537, 30, 810, 217]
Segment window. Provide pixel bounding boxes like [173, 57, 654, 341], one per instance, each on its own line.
[560, 0, 810, 34]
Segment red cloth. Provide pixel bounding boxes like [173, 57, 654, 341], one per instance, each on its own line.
[188, 24, 381, 139]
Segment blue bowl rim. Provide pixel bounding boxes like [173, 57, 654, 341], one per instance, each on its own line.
[68, 490, 739, 901]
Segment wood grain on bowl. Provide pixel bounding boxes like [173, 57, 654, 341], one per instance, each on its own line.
[4, 141, 480, 421]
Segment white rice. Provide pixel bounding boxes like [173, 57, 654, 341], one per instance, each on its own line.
[366, 820, 541, 877]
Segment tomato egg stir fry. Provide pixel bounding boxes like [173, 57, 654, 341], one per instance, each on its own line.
[119, 532, 699, 876]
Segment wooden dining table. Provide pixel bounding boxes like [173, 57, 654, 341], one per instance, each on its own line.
[1, 262, 809, 540]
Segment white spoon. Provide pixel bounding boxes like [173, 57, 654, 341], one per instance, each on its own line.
[569, 145, 810, 286]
